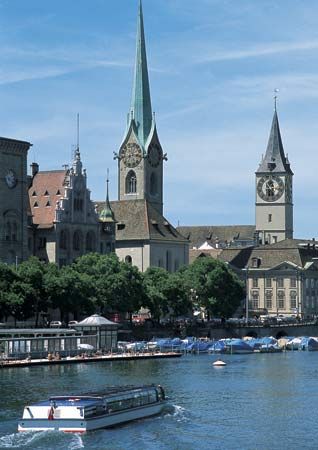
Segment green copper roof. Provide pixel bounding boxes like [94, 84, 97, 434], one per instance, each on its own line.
[100, 177, 115, 223]
[257, 110, 293, 174]
[130, 0, 153, 147]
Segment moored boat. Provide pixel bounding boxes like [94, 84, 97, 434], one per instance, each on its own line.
[18, 384, 166, 433]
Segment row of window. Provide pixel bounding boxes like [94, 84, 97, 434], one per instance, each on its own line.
[32, 190, 61, 196]
[60, 230, 96, 252]
[125, 170, 157, 195]
[251, 278, 297, 288]
[124, 253, 179, 272]
[251, 290, 297, 310]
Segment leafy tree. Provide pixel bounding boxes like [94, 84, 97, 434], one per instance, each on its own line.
[142, 267, 170, 322]
[16, 257, 49, 326]
[181, 257, 244, 318]
[44, 263, 94, 322]
[0, 263, 21, 320]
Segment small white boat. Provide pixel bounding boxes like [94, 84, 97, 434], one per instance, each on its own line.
[18, 385, 166, 433]
[213, 359, 227, 367]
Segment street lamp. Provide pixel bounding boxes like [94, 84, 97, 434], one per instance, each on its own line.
[243, 266, 249, 323]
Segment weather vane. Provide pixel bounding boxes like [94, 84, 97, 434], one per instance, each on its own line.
[274, 88, 279, 111]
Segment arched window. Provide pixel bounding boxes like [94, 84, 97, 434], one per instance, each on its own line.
[59, 230, 68, 250]
[86, 231, 96, 252]
[5, 222, 11, 241]
[12, 223, 17, 241]
[125, 255, 132, 264]
[290, 291, 297, 310]
[126, 171, 137, 194]
[73, 231, 81, 251]
[150, 172, 157, 196]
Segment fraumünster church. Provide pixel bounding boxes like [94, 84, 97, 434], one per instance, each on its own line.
[1, 1, 318, 319]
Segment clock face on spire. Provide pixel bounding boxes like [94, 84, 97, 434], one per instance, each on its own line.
[120, 143, 142, 168]
[257, 175, 284, 202]
[147, 143, 161, 168]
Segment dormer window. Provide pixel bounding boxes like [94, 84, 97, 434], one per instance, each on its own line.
[45, 200, 50, 207]
[33, 202, 39, 208]
[56, 189, 61, 195]
[32, 191, 37, 196]
[251, 257, 260, 268]
[44, 190, 49, 196]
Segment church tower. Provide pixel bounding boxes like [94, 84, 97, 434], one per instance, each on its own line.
[116, 0, 165, 215]
[255, 106, 293, 245]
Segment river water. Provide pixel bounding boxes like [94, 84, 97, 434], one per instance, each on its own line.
[0, 351, 317, 449]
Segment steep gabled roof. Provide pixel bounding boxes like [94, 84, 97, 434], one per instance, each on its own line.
[28, 170, 67, 226]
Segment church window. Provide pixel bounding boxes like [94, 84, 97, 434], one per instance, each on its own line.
[5, 222, 11, 241]
[73, 231, 81, 251]
[12, 223, 17, 241]
[85, 231, 95, 252]
[265, 291, 272, 309]
[268, 214, 272, 222]
[33, 202, 39, 207]
[126, 171, 137, 194]
[125, 255, 132, 264]
[150, 172, 157, 196]
[59, 230, 68, 250]
[277, 291, 285, 309]
[290, 291, 297, 310]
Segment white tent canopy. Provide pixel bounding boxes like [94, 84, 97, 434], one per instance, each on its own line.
[76, 314, 118, 327]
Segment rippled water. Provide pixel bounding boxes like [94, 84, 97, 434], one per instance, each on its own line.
[0, 352, 318, 449]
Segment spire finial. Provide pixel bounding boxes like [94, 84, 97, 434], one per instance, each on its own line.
[130, 0, 152, 147]
[77, 113, 80, 150]
[274, 89, 279, 112]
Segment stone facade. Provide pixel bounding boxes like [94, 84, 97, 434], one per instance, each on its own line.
[28, 149, 115, 265]
[0, 137, 31, 264]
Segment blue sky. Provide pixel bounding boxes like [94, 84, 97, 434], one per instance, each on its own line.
[1, 0, 318, 237]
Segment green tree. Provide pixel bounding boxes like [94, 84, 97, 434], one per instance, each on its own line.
[16, 257, 49, 326]
[181, 257, 244, 318]
[0, 263, 21, 321]
[142, 267, 170, 322]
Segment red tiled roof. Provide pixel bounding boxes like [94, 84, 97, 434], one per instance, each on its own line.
[29, 170, 68, 225]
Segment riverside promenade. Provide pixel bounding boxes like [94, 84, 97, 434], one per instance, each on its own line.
[0, 351, 182, 369]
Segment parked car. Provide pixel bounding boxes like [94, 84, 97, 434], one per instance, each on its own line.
[68, 320, 78, 327]
[49, 321, 62, 328]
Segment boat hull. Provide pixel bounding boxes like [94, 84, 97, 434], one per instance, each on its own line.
[18, 402, 165, 433]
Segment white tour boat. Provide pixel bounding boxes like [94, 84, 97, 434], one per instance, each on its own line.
[18, 384, 166, 433]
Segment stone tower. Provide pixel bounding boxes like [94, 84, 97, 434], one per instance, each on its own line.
[116, 0, 165, 215]
[255, 108, 293, 245]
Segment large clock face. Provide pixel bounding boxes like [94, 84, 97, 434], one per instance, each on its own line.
[120, 143, 142, 168]
[5, 169, 17, 189]
[147, 143, 161, 168]
[257, 175, 284, 202]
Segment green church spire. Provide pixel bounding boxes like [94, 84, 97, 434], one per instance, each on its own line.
[130, 0, 153, 148]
